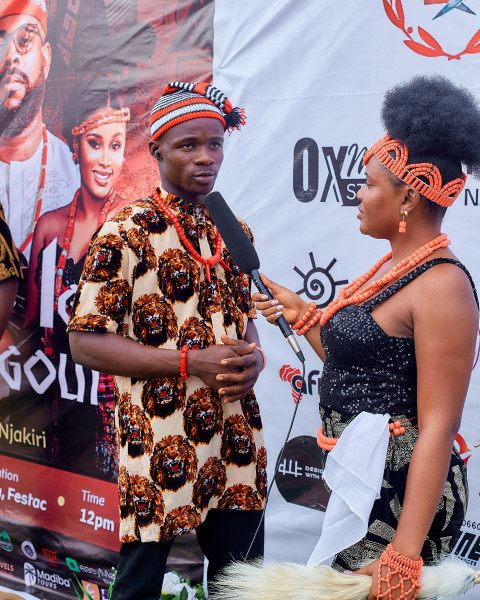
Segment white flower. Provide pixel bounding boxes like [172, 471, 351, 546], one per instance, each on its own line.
[161, 572, 200, 600]
[185, 587, 198, 600]
[162, 572, 182, 594]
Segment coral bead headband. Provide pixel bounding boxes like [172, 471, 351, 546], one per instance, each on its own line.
[71, 107, 131, 139]
[149, 81, 246, 141]
[363, 134, 467, 207]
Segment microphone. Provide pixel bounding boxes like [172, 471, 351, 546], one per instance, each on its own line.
[204, 191, 305, 363]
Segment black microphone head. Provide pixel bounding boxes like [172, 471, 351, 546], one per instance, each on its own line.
[204, 191, 260, 274]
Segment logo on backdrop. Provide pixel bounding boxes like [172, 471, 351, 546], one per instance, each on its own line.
[42, 548, 57, 567]
[293, 139, 365, 205]
[275, 436, 331, 511]
[0, 561, 13, 576]
[66, 557, 81, 572]
[280, 365, 321, 402]
[21, 540, 37, 560]
[294, 254, 348, 306]
[454, 529, 480, 565]
[0, 531, 13, 552]
[23, 563, 71, 590]
[82, 581, 101, 600]
[455, 433, 473, 464]
[24, 562, 36, 587]
[66, 556, 115, 585]
[383, 0, 480, 60]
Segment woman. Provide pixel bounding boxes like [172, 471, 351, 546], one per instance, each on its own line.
[24, 91, 130, 480]
[251, 75, 480, 599]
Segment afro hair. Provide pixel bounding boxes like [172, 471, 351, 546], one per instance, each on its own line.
[381, 75, 480, 180]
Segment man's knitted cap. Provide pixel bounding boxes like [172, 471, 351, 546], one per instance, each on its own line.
[150, 81, 246, 141]
[1, 0, 47, 34]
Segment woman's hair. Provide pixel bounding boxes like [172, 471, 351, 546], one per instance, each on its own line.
[62, 87, 124, 153]
[380, 75, 480, 218]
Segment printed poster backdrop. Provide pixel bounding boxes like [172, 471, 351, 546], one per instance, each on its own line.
[212, 1, 480, 599]
[0, 0, 213, 598]
[1, 1, 480, 600]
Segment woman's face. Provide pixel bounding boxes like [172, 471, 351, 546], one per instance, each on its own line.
[356, 155, 406, 239]
[78, 116, 126, 200]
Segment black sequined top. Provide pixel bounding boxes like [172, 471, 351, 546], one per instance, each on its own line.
[319, 258, 477, 421]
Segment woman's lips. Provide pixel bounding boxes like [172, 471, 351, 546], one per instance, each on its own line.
[93, 170, 112, 186]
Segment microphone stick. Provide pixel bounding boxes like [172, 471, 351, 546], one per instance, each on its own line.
[204, 191, 305, 364]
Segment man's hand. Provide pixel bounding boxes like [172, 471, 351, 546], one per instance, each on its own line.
[187, 341, 246, 393]
[213, 334, 262, 403]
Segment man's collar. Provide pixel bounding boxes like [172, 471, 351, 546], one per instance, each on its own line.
[155, 186, 206, 217]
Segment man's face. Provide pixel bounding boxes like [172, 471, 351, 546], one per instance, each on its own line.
[0, 13, 50, 131]
[149, 117, 225, 204]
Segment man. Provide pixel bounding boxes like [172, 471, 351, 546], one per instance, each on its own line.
[0, 200, 21, 337]
[0, 0, 79, 262]
[68, 82, 267, 600]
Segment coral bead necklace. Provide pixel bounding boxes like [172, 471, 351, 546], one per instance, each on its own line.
[295, 233, 450, 334]
[152, 188, 230, 282]
[319, 233, 450, 325]
[54, 188, 117, 305]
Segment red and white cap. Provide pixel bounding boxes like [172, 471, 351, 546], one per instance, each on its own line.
[149, 81, 246, 141]
[0, 0, 48, 34]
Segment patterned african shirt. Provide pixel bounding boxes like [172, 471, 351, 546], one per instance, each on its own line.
[0, 201, 22, 282]
[67, 188, 267, 543]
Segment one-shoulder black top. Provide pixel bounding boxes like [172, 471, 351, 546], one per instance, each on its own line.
[319, 258, 477, 421]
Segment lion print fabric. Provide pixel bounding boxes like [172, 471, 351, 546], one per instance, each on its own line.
[68, 188, 267, 543]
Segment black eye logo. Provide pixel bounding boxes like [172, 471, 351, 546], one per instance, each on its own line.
[294, 253, 348, 307]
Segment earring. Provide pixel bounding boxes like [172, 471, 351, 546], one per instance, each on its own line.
[399, 210, 408, 234]
[72, 139, 79, 165]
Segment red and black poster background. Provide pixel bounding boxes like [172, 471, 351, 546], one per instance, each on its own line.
[0, 1, 213, 597]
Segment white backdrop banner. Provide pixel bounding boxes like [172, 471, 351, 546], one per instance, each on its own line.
[212, 1, 480, 595]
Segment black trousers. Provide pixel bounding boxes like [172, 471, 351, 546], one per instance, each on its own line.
[111, 509, 264, 600]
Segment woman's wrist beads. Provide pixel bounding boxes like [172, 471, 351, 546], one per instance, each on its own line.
[292, 301, 323, 336]
[377, 543, 423, 600]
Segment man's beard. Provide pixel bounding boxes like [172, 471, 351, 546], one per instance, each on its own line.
[0, 68, 45, 140]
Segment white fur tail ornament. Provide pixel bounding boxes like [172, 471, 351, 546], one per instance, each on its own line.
[211, 559, 480, 600]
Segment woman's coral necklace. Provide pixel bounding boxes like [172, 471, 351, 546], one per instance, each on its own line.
[54, 188, 117, 304]
[152, 188, 230, 282]
[319, 233, 450, 326]
[20, 124, 48, 253]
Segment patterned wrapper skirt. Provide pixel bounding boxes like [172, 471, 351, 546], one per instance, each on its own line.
[320, 408, 468, 571]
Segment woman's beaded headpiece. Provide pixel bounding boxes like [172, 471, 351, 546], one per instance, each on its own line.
[71, 107, 130, 139]
[363, 134, 467, 207]
[149, 81, 246, 141]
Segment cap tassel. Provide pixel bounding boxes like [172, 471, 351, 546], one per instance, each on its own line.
[225, 107, 247, 132]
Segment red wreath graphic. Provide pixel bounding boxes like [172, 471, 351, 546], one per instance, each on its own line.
[383, 0, 480, 60]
